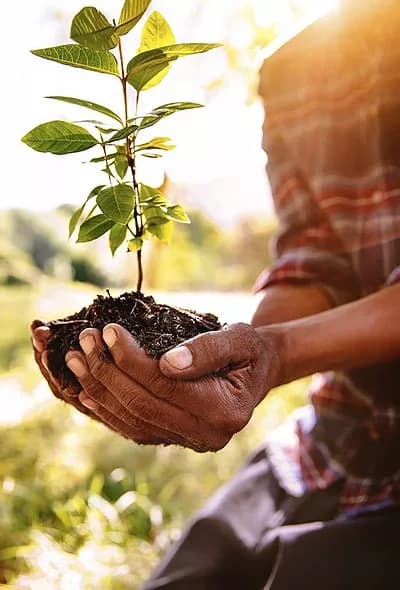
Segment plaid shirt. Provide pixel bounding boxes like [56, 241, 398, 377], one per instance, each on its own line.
[256, 1, 400, 515]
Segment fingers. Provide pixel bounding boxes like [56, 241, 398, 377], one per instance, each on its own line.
[36, 351, 64, 401]
[31, 319, 45, 331]
[101, 324, 187, 400]
[31, 324, 51, 354]
[77, 328, 193, 435]
[77, 391, 169, 445]
[102, 323, 161, 380]
[98, 324, 231, 418]
[72, 328, 228, 451]
[31, 319, 82, 403]
[41, 350, 81, 399]
[66, 349, 186, 446]
[79, 389, 184, 446]
[159, 323, 258, 380]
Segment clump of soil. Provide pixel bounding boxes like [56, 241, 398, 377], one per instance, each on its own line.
[46, 290, 221, 389]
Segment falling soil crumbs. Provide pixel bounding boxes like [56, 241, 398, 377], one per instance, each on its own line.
[46, 290, 221, 389]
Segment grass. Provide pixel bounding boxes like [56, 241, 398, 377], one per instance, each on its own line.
[0, 285, 37, 373]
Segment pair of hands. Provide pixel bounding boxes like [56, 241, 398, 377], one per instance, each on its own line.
[31, 320, 281, 452]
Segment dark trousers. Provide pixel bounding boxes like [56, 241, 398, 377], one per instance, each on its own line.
[142, 445, 400, 590]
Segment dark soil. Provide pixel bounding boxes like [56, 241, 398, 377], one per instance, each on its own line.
[46, 290, 221, 389]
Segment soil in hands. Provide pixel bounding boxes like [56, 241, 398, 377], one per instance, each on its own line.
[46, 290, 221, 389]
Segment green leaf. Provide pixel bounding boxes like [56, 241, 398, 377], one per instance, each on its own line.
[139, 101, 203, 130]
[146, 216, 169, 225]
[114, 154, 129, 179]
[96, 184, 134, 223]
[68, 204, 85, 238]
[46, 96, 123, 125]
[71, 7, 118, 50]
[95, 126, 118, 135]
[87, 184, 106, 198]
[138, 11, 175, 52]
[107, 123, 138, 143]
[90, 152, 118, 163]
[76, 118, 105, 125]
[109, 223, 127, 255]
[117, 0, 152, 36]
[126, 43, 221, 90]
[83, 202, 99, 221]
[143, 205, 169, 224]
[161, 43, 222, 56]
[166, 204, 190, 223]
[69, 184, 106, 236]
[141, 194, 168, 207]
[139, 183, 161, 202]
[147, 220, 173, 242]
[128, 237, 144, 251]
[21, 121, 98, 154]
[137, 11, 175, 89]
[77, 214, 114, 242]
[141, 68, 170, 90]
[135, 136, 175, 152]
[127, 49, 177, 91]
[101, 167, 116, 179]
[31, 45, 119, 77]
[160, 101, 204, 110]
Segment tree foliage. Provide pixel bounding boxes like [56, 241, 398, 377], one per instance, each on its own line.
[22, 0, 221, 291]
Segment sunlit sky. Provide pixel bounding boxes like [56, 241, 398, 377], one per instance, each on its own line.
[2, 0, 338, 225]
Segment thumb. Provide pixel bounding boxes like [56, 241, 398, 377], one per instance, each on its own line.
[159, 323, 254, 379]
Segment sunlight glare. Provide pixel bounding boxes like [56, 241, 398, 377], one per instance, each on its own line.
[254, 0, 339, 29]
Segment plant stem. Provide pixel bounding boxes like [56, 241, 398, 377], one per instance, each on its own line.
[100, 135, 114, 186]
[126, 224, 144, 291]
[117, 36, 129, 124]
[118, 36, 144, 292]
[129, 91, 142, 238]
[136, 249, 143, 293]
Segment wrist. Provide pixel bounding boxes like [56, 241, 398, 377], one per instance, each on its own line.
[254, 324, 289, 389]
[256, 316, 322, 386]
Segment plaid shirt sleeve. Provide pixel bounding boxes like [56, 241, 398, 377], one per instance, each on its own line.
[254, 61, 359, 306]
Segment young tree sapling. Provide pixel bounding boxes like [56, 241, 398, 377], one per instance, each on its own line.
[23, 0, 222, 390]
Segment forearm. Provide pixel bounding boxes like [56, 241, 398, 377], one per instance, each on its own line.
[257, 283, 400, 385]
[251, 284, 333, 327]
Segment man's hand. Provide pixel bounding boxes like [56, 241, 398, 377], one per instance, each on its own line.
[55, 322, 281, 452]
[31, 320, 111, 424]
[29, 284, 332, 451]
[32, 281, 400, 450]
[30, 320, 151, 433]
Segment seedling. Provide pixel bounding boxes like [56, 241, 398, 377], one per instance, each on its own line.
[23, 0, 222, 392]
[22, 0, 221, 292]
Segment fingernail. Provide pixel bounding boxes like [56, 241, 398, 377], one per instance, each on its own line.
[80, 335, 95, 355]
[103, 327, 117, 348]
[81, 397, 99, 411]
[163, 346, 193, 370]
[66, 357, 86, 378]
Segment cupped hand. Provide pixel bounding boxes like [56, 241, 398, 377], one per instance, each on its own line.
[31, 320, 80, 402]
[30, 320, 137, 434]
[62, 322, 282, 452]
